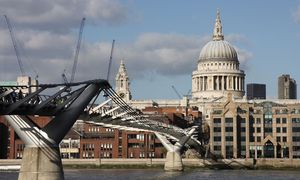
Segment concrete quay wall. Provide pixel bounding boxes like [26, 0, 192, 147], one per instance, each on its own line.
[2, 159, 300, 169]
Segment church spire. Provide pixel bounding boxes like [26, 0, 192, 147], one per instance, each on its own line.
[115, 59, 131, 101]
[212, 9, 224, 41]
[118, 59, 128, 75]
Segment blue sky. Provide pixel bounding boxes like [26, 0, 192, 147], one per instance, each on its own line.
[114, 0, 300, 99]
[0, 0, 300, 99]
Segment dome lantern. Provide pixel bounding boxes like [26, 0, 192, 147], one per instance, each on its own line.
[213, 9, 224, 41]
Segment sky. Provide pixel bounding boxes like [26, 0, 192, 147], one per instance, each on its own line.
[0, 0, 300, 100]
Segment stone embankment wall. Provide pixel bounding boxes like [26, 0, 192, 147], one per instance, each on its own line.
[2, 159, 300, 169]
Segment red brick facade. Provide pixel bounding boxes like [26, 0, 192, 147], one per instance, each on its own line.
[80, 123, 165, 159]
[0, 116, 166, 159]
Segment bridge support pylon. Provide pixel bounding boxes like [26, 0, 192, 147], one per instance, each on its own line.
[3, 82, 103, 180]
[155, 127, 197, 171]
[164, 150, 183, 171]
[19, 147, 63, 180]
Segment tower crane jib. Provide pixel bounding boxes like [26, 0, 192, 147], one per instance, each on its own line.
[4, 15, 25, 76]
[70, 17, 86, 83]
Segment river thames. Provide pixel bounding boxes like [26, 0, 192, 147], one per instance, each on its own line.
[1, 169, 300, 180]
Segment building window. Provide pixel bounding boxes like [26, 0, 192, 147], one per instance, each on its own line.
[226, 136, 233, 141]
[256, 118, 261, 124]
[213, 127, 221, 132]
[214, 136, 221, 141]
[265, 127, 272, 133]
[225, 118, 233, 123]
[241, 136, 246, 141]
[276, 118, 281, 124]
[292, 127, 300, 132]
[241, 127, 246, 132]
[264, 118, 272, 124]
[292, 118, 300, 123]
[257, 127, 261, 133]
[293, 136, 300, 142]
[137, 134, 145, 141]
[240, 118, 246, 123]
[225, 127, 233, 132]
[276, 127, 281, 133]
[214, 118, 221, 123]
[293, 146, 300, 151]
[214, 146, 221, 151]
[257, 137, 261, 142]
[139, 152, 145, 158]
[226, 146, 233, 158]
[283, 136, 287, 142]
[282, 127, 287, 133]
[282, 118, 287, 124]
[277, 137, 281, 142]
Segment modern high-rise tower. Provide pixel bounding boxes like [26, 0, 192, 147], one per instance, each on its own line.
[278, 74, 297, 99]
[247, 83, 266, 100]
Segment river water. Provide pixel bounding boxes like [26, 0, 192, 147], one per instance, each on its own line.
[1, 169, 300, 180]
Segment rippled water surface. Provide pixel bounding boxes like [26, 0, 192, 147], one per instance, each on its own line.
[1, 169, 300, 180]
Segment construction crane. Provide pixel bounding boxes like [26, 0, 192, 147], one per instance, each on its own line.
[61, 69, 68, 84]
[106, 40, 115, 83]
[4, 15, 25, 76]
[70, 17, 86, 83]
[171, 85, 182, 99]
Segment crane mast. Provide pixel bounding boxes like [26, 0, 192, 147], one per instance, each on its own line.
[70, 17, 85, 83]
[4, 15, 25, 76]
[106, 39, 115, 82]
[171, 85, 182, 99]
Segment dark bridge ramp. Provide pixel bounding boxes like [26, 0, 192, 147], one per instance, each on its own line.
[0, 79, 110, 180]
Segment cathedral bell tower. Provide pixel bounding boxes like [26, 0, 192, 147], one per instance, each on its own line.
[115, 59, 132, 101]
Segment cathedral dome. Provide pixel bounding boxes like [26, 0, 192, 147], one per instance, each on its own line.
[198, 9, 238, 62]
[199, 40, 238, 61]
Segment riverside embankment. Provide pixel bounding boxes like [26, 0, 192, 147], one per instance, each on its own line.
[2, 158, 300, 171]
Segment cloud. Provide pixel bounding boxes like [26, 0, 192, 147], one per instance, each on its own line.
[0, 31, 252, 84]
[293, 6, 300, 23]
[0, 0, 129, 33]
[235, 47, 253, 70]
[0, 0, 252, 86]
[113, 33, 252, 80]
[226, 34, 252, 70]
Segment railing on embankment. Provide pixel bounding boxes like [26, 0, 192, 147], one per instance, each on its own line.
[2, 158, 300, 170]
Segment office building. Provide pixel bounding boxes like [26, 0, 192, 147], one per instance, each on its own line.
[247, 83, 266, 100]
[278, 74, 297, 99]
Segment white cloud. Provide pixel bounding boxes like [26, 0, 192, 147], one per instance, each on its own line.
[0, 31, 253, 84]
[0, 0, 129, 32]
[0, 1, 252, 86]
[293, 6, 300, 23]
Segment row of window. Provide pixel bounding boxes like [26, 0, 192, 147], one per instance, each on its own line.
[101, 152, 112, 158]
[127, 134, 145, 141]
[100, 143, 113, 150]
[292, 136, 300, 142]
[88, 127, 115, 133]
[214, 136, 287, 142]
[200, 62, 239, 69]
[82, 143, 95, 150]
[214, 127, 287, 133]
[214, 117, 300, 124]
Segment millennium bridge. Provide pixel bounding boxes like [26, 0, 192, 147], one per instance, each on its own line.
[0, 79, 205, 180]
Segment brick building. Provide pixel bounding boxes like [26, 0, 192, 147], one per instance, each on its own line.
[0, 116, 167, 159]
[0, 116, 51, 159]
[80, 122, 165, 159]
[142, 106, 202, 128]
